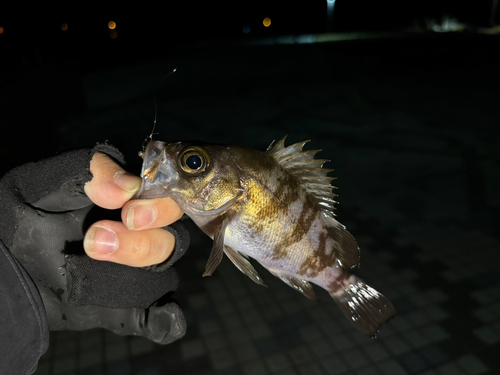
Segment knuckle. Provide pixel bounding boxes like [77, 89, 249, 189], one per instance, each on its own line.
[150, 231, 172, 265]
[93, 153, 120, 176]
[129, 235, 153, 264]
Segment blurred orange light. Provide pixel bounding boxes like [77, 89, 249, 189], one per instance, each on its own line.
[0, 26, 4, 34]
[108, 21, 116, 30]
[61, 23, 68, 31]
[110, 30, 118, 39]
[263, 18, 271, 27]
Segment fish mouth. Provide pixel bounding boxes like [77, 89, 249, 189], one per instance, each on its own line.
[133, 180, 171, 200]
[133, 140, 172, 200]
[140, 141, 165, 179]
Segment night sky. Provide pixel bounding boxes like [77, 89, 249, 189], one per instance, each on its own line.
[0, 1, 497, 70]
[0, 0, 499, 169]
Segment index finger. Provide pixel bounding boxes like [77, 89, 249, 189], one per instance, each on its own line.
[121, 197, 184, 231]
[84, 152, 142, 209]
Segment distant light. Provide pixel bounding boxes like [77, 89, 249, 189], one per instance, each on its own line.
[263, 18, 271, 27]
[243, 25, 251, 34]
[61, 23, 68, 31]
[327, 0, 336, 3]
[110, 30, 118, 39]
[108, 21, 116, 30]
[0, 26, 4, 34]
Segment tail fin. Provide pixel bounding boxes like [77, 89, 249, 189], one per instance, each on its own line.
[330, 275, 395, 336]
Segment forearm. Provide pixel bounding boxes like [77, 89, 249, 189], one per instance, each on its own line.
[0, 240, 49, 375]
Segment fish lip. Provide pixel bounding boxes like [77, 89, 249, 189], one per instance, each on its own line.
[133, 180, 171, 200]
[133, 140, 174, 200]
[140, 141, 166, 175]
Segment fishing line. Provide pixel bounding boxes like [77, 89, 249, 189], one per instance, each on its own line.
[139, 68, 178, 157]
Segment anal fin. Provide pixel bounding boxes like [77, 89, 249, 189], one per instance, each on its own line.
[224, 246, 267, 287]
[269, 270, 318, 300]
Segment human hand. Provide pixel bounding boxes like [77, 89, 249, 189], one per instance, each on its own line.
[83, 152, 184, 267]
[0, 143, 189, 348]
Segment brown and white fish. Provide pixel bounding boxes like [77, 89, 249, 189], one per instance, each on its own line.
[135, 137, 395, 336]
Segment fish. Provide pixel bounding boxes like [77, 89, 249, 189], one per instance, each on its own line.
[134, 136, 395, 336]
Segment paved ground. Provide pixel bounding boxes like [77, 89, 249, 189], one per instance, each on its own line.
[18, 31, 500, 375]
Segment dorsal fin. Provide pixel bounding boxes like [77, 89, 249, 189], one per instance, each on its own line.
[267, 136, 338, 216]
[267, 136, 360, 270]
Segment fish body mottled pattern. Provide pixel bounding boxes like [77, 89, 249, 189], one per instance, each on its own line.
[218, 154, 342, 289]
[136, 139, 396, 335]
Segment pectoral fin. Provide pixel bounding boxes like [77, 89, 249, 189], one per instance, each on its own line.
[269, 270, 318, 300]
[224, 246, 267, 287]
[203, 215, 230, 277]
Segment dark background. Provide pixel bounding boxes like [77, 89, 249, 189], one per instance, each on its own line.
[0, 0, 498, 173]
[1, 1, 500, 374]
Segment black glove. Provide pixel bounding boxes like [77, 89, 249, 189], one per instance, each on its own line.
[0, 144, 189, 374]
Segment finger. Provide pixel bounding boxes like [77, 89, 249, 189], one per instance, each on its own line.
[83, 220, 175, 267]
[45, 301, 185, 344]
[121, 197, 184, 231]
[84, 152, 142, 210]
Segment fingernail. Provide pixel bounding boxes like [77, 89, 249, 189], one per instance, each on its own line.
[127, 204, 157, 230]
[85, 226, 118, 255]
[114, 171, 141, 193]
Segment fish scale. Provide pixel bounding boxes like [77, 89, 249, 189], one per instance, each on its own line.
[227, 179, 315, 267]
[135, 137, 396, 336]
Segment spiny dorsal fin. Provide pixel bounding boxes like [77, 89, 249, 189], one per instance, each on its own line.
[267, 136, 338, 216]
[266, 135, 287, 154]
[267, 136, 360, 270]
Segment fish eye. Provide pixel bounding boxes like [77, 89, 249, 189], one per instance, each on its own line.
[186, 154, 202, 170]
[178, 146, 210, 175]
